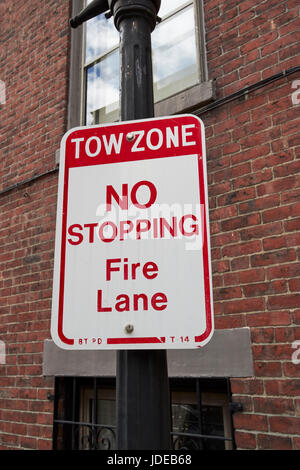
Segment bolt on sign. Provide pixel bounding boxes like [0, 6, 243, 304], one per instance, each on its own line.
[51, 115, 214, 350]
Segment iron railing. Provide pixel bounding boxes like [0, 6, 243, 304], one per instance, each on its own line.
[52, 377, 237, 450]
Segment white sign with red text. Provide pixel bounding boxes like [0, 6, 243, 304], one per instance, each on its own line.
[51, 115, 214, 350]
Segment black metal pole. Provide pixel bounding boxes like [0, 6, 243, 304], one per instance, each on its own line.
[119, 12, 155, 120]
[70, 0, 171, 450]
[110, 0, 172, 450]
[116, 350, 171, 449]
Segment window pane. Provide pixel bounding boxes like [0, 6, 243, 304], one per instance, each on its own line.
[92, 398, 116, 450]
[85, 12, 119, 63]
[152, 5, 199, 103]
[159, 0, 191, 18]
[85, 50, 120, 125]
[172, 403, 226, 451]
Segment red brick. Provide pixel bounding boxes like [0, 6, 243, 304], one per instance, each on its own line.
[254, 361, 282, 377]
[223, 268, 265, 286]
[258, 176, 300, 197]
[217, 187, 256, 206]
[293, 310, 300, 324]
[232, 395, 253, 412]
[264, 379, 300, 397]
[251, 327, 274, 343]
[293, 437, 300, 450]
[223, 297, 265, 314]
[254, 343, 293, 362]
[267, 262, 300, 280]
[274, 160, 300, 178]
[222, 240, 262, 258]
[37, 439, 52, 450]
[239, 194, 280, 214]
[211, 231, 240, 247]
[230, 378, 264, 395]
[269, 416, 300, 434]
[37, 413, 53, 426]
[251, 249, 296, 267]
[209, 181, 232, 197]
[233, 413, 268, 432]
[213, 286, 243, 301]
[221, 213, 261, 232]
[231, 256, 250, 272]
[268, 294, 300, 310]
[210, 205, 238, 221]
[257, 433, 293, 450]
[252, 151, 294, 172]
[289, 278, 300, 292]
[283, 362, 300, 377]
[214, 314, 246, 329]
[263, 203, 300, 224]
[212, 259, 230, 273]
[231, 143, 270, 166]
[234, 431, 257, 449]
[275, 326, 300, 342]
[238, 0, 258, 13]
[254, 397, 295, 415]
[284, 218, 300, 232]
[243, 280, 287, 297]
[214, 161, 251, 184]
[263, 235, 290, 251]
[19, 436, 38, 450]
[240, 221, 283, 241]
[0, 434, 19, 447]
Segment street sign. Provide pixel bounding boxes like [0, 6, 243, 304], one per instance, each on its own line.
[51, 114, 214, 350]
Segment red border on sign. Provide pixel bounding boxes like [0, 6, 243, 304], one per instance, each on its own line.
[107, 337, 166, 345]
[55, 115, 213, 347]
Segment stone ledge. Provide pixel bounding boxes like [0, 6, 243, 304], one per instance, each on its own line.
[154, 80, 216, 117]
[43, 327, 253, 378]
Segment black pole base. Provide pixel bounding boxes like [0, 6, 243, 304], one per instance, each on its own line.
[116, 350, 172, 450]
[113, 0, 171, 451]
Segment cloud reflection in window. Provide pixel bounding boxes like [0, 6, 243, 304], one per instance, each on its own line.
[86, 50, 120, 125]
[152, 5, 198, 102]
[85, 12, 119, 63]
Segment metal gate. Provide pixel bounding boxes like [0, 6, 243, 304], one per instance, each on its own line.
[52, 377, 238, 450]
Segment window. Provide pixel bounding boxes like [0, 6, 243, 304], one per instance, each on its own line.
[82, 0, 208, 126]
[152, 1, 200, 103]
[171, 380, 234, 450]
[84, 2, 120, 125]
[53, 377, 117, 450]
[53, 377, 235, 450]
[79, 385, 116, 450]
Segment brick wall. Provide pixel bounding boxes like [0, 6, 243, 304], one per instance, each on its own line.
[0, 174, 58, 449]
[0, 0, 299, 450]
[0, 0, 70, 190]
[203, 0, 300, 450]
[0, 0, 71, 450]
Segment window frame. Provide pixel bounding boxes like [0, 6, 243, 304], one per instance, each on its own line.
[170, 382, 233, 451]
[152, 1, 203, 105]
[79, 385, 116, 450]
[70, 0, 214, 129]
